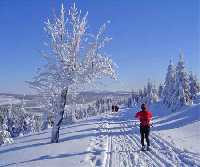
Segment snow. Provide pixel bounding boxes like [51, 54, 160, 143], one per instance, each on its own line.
[0, 117, 101, 167]
[0, 103, 200, 167]
[0, 95, 21, 105]
[154, 104, 200, 154]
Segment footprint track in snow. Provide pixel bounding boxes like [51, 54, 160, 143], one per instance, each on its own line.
[103, 109, 200, 167]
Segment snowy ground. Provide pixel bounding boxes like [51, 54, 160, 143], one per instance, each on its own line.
[0, 95, 21, 105]
[153, 103, 200, 154]
[0, 103, 200, 167]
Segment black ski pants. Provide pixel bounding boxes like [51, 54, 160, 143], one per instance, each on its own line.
[140, 125, 150, 146]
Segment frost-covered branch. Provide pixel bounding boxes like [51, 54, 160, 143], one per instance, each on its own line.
[28, 3, 117, 142]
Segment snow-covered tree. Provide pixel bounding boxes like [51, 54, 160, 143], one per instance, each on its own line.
[141, 80, 159, 104]
[171, 53, 191, 108]
[152, 84, 159, 102]
[147, 81, 153, 96]
[162, 59, 176, 107]
[127, 97, 133, 108]
[28, 4, 117, 143]
[0, 102, 40, 144]
[158, 83, 164, 98]
[189, 72, 200, 100]
[0, 123, 13, 146]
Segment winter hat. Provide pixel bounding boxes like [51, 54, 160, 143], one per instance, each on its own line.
[141, 103, 147, 111]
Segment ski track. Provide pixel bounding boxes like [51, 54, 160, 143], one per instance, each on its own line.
[94, 108, 200, 167]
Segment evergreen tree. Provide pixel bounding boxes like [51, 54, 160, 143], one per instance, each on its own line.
[172, 53, 191, 108]
[147, 81, 153, 96]
[152, 84, 159, 102]
[0, 123, 13, 145]
[189, 72, 200, 99]
[127, 97, 133, 108]
[162, 59, 176, 107]
[158, 83, 164, 98]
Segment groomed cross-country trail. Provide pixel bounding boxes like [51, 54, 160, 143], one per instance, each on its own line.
[0, 103, 200, 167]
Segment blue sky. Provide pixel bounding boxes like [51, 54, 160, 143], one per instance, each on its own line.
[0, 0, 199, 94]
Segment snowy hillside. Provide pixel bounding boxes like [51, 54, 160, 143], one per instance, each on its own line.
[0, 103, 200, 167]
[149, 102, 200, 154]
[0, 95, 21, 105]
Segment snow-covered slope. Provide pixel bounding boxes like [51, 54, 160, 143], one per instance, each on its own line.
[0, 115, 107, 167]
[0, 103, 200, 167]
[151, 102, 200, 154]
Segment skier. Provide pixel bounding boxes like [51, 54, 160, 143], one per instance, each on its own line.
[135, 103, 152, 151]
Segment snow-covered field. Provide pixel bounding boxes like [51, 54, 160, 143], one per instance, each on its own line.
[0, 103, 200, 167]
[0, 95, 21, 105]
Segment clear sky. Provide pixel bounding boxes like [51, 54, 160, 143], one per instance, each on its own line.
[0, 0, 199, 94]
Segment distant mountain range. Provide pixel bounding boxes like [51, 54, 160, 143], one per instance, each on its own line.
[0, 91, 131, 106]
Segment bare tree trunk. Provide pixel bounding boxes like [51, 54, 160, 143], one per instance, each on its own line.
[51, 88, 68, 143]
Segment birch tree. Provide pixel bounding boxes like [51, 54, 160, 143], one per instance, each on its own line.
[28, 4, 117, 143]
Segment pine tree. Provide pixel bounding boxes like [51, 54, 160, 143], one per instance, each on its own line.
[127, 97, 133, 108]
[158, 83, 164, 98]
[162, 59, 176, 107]
[172, 53, 191, 108]
[189, 72, 200, 99]
[0, 123, 13, 145]
[152, 84, 159, 102]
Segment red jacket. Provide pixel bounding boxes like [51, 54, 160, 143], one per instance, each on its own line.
[135, 110, 152, 126]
